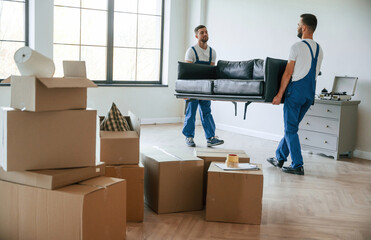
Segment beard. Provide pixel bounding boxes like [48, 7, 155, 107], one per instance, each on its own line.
[201, 36, 208, 43]
[297, 29, 303, 39]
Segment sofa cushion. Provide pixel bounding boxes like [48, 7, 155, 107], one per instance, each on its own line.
[217, 60, 254, 80]
[175, 79, 214, 94]
[178, 61, 217, 79]
[213, 79, 264, 95]
[253, 59, 264, 79]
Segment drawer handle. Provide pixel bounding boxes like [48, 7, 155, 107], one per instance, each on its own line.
[305, 137, 308, 140]
[306, 122, 310, 125]
[326, 109, 330, 112]
[326, 125, 329, 128]
[324, 141, 328, 144]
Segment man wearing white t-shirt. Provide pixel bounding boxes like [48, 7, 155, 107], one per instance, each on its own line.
[267, 14, 324, 175]
[182, 25, 224, 148]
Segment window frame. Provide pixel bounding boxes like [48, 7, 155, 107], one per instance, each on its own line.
[53, 0, 165, 86]
[0, 0, 29, 82]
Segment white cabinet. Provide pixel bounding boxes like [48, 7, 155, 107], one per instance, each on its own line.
[299, 99, 360, 159]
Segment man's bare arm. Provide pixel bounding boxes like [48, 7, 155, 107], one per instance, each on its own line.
[272, 60, 296, 105]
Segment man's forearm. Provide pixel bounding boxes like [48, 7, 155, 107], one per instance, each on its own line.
[277, 73, 291, 97]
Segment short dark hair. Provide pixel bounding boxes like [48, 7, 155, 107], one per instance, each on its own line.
[300, 14, 317, 32]
[194, 25, 206, 34]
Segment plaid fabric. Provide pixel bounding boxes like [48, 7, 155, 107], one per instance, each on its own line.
[100, 103, 131, 131]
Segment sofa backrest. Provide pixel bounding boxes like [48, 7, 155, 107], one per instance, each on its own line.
[177, 61, 217, 79]
[217, 60, 254, 79]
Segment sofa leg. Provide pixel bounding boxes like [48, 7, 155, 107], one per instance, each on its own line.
[244, 101, 252, 120]
[232, 101, 237, 116]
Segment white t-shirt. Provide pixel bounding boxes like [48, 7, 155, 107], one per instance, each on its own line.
[185, 44, 217, 63]
[289, 39, 324, 82]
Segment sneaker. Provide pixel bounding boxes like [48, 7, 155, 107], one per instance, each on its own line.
[185, 137, 196, 147]
[282, 166, 304, 175]
[266, 157, 284, 168]
[207, 136, 224, 147]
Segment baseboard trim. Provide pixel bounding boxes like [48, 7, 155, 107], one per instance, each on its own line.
[353, 149, 371, 160]
[141, 117, 183, 125]
[217, 123, 283, 142]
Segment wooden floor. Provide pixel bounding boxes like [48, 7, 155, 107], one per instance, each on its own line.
[127, 123, 371, 240]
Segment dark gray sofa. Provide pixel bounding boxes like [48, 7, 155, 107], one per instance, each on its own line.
[174, 57, 287, 119]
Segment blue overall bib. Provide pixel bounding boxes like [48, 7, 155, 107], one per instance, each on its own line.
[275, 41, 320, 169]
[182, 46, 216, 139]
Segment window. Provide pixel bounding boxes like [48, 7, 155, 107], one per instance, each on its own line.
[54, 0, 164, 85]
[0, 0, 28, 80]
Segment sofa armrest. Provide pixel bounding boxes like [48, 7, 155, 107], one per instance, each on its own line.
[263, 57, 287, 103]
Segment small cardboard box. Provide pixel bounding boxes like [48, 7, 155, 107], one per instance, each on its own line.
[194, 148, 250, 204]
[105, 163, 144, 222]
[141, 147, 204, 214]
[0, 163, 105, 190]
[0, 107, 97, 171]
[3, 75, 97, 112]
[100, 111, 140, 165]
[0, 176, 126, 240]
[206, 162, 263, 224]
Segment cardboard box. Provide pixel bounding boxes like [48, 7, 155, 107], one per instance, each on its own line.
[100, 111, 140, 165]
[0, 163, 105, 190]
[0, 107, 97, 171]
[194, 148, 251, 204]
[105, 163, 144, 222]
[206, 162, 263, 224]
[0, 176, 126, 240]
[141, 147, 204, 214]
[3, 75, 97, 112]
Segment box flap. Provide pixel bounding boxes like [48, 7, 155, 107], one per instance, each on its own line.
[331, 76, 358, 96]
[128, 111, 141, 137]
[38, 77, 97, 88]
[209, 162, 263, 175]
[194, 148, 248, 158]
[142, 146, 202, 163]
[63, 61, 87, 78]
[2, 76, 11, 83]
[78, 176, 124, 188]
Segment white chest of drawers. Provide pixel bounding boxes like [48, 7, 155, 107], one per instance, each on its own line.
[298, 99, 360, 160]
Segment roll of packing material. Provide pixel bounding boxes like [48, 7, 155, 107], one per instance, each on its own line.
[14, 46, 55, 78]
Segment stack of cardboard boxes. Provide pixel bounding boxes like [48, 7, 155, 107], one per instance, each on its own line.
[0, 75, 127, 239]
[100, 112, 144, 222]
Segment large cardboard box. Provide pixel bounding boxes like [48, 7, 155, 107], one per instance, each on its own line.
[194, 148, 251, 204]
[105, 164, 144, 222]
[3, 75, 97, 112]
[206, 162, 263, 224]
[100, 111, 140, 165]
[0, 107, 97, 171]
[141, 147, 204, 214]
[0, 176, 126, 240]
[0, 163, 105, 190]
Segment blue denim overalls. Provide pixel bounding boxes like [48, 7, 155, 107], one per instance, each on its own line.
[182, 46, 216, 139]
[276, 41, 320, 168]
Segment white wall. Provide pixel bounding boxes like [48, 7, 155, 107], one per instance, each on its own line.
[199, 0, 371, 157]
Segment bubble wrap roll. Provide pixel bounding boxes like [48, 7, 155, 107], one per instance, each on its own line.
[14, 46, 55, 78]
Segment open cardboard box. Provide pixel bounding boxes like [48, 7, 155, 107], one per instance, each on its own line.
[3, 75, 97, 112]
[0, 176, 127, 240]
[100, 111, 140, 165]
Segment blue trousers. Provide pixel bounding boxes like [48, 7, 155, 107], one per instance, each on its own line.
[276, 91, 312, 169]
[182, 100, 215, 139]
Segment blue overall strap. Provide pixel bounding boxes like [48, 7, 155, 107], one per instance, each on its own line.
[191, 46, 199, 62]
[208, 47, 213, 64]
[302, 40, 314, 59]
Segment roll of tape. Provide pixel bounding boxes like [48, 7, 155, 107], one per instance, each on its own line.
[14, 46, 55, 78]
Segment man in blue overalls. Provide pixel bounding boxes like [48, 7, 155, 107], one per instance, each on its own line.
[267, 14, 323, 175]
[183, 25, 224, 147]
